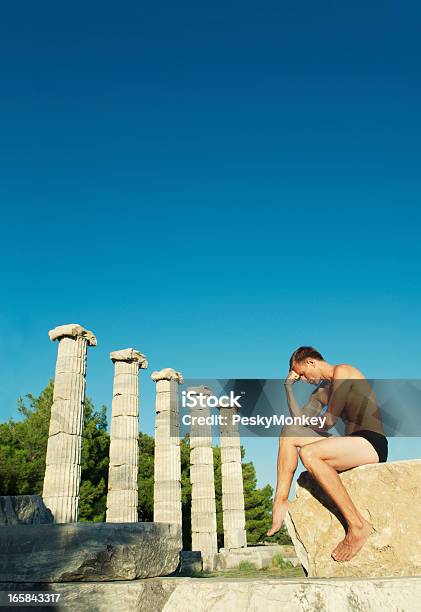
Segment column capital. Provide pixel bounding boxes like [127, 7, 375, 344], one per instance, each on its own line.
[48, 324, 97, 346]
[110, 348, 148, 368]
[151, 368, 184, 384]
[187, 385, 213, 397]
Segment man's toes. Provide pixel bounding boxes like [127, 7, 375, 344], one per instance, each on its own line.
[332, 542, 341, 555]
[332, 540, 349, 562]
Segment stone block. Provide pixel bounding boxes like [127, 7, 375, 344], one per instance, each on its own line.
[109, 440, 138, 467]
[191, 498, 218, 514]
[41, 495, 79, 524]
[110, 394, 138, 417]
[0, 522, 181, 582]
[190, 464, 214, 485]
[191, 483, 216, 500]
[0, 496, 53, 525]
[220, 447, 242, 463]
[48, 400, 84, 436]
[106, 490, 138, 510]
[222, 492, 245, 511]
[110, 415, 139, 440]
[224, 528, 247, 550]
[222, 509, 245, 531]
[45, 433, 81, 465]
[42, 463, 81, 497]
[192, 531, 218, 555]
[190, 447, 214, 465]
[191, 511, 217, 532]
[53, 372, 85, 401]
[189, 436, 213, 448]
[154, 481, 181, 503]
[108, 465, 138, 490]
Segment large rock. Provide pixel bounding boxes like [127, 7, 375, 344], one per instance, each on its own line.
[0, 495, 53, 525]
[0, 522, 181, 582]
[285, 459, 421, 578]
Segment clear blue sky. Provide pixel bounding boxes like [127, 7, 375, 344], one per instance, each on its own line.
[1, 1, 420, 489]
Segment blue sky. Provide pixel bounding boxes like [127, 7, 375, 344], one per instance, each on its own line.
[0, 1, 420, 489]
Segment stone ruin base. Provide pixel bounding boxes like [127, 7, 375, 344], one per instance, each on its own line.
[4, 576, 421, 611]
[214, 544, 299, 570]
[177, 545, 299, 574]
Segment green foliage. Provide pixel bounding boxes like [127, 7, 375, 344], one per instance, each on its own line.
[0, 381, 53, 495]
[180, 434, 192, 549]
[138, 432, 155, 521]
[238, 560, 257, 571]
[78, 400, 109, 522]
[241, 449, 291, 545]
[271, 554, 293, 569]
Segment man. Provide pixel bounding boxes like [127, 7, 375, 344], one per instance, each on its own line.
[266, 346, 388, 562]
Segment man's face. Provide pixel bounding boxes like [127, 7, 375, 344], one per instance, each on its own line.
[293, 359, 322, 385]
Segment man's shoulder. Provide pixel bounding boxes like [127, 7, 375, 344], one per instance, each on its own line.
[333, 363, 365, 380]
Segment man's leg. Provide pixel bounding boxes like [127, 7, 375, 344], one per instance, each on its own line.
[299, 436, 379, 561]
[266, 425, 329, 536]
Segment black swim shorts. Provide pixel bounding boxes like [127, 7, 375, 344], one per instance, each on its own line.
[349, 429, 388, 463]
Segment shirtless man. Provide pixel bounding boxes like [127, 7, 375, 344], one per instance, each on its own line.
[266, 346, 388, 562]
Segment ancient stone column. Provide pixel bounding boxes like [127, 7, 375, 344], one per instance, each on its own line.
[189, 386, 218, 570]
[106, 348, 148, 523]
[219, 404, 247, 549]
[42, 323, 97, 523]
[151, 368, 183, 534]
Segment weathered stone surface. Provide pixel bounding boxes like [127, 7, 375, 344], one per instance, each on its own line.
[43, 325, 95, 523]
[176, 551, 203, 575]
[48, 324, 97, 345]
[110, 348, 148, 368]
[219, 404, 247, 550]
[0, 522, 181, 582]
[285, 459, 421, 578]
[215, 544, 299, 570]
[0, 496, 53, 525]
[4, 576, 421, 611]
[107, 350, 146, 523]
[188, 386, 218, 565]
[151, 367, 184, 383]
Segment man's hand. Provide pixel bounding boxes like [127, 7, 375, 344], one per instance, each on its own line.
[284, 371, 300, 386]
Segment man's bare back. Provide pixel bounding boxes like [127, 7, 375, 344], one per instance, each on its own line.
[309, 363, 385, 436]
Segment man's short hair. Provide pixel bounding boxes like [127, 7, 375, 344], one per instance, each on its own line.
[289, 346, 324, 370]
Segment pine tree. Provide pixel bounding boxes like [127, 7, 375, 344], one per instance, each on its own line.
[0, 380, 110, 522]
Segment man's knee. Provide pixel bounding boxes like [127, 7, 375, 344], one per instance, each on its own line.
[300, 445, 319, 470]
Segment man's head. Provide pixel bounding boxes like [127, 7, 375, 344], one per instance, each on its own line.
[289, 346, 325, 385]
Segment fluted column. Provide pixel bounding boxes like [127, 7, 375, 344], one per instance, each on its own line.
[42, 323, 97, 523]
[189, 386, 218, 569]
[151, 368, 183, 537]
[219, 404, 247, 549]
[106, 348, 148, 522]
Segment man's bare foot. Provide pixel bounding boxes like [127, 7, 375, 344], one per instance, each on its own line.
[266, 499, 288, 536]
[331, 519, 374, 562]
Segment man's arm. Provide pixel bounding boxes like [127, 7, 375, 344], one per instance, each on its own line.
[284, 377, 327, 419]
[314, 365, 353, 431]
